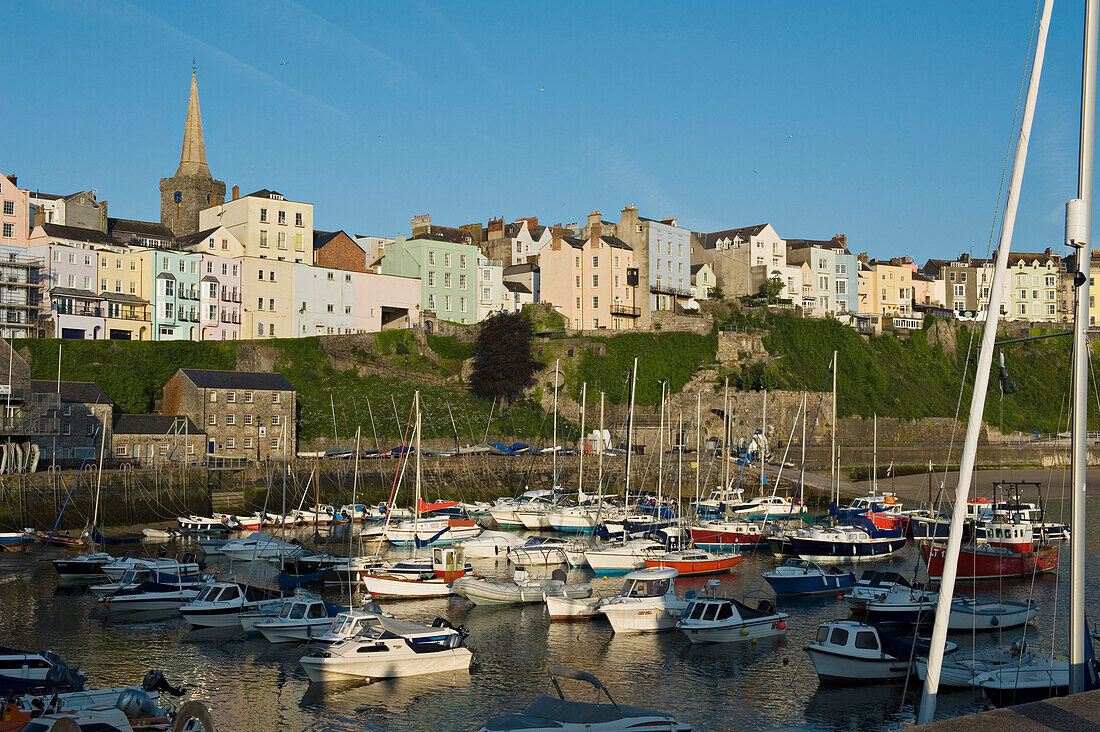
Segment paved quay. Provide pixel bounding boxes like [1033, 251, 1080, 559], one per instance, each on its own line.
[915, 689, 1100, 730]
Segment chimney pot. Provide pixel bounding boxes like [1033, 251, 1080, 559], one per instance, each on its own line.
[232, 185, 239, 201]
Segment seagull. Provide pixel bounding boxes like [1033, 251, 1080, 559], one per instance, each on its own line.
[539, 87, 545, 92]
[280, 61, 289, 66]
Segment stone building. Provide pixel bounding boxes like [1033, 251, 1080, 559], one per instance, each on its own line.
[160, 71, 226, 237]
[162, 368, 296, 462]
[30, 380, 112, 465]
[112, 414, 205, 466]
[107, 218, 175, 250]
[29, 190, 108, 234]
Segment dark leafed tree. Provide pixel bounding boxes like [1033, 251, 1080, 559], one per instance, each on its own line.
[470, 312, 543, 403]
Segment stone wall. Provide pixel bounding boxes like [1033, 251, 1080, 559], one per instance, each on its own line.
[717, 331, 768, 367]
[651, 310, 712, 334]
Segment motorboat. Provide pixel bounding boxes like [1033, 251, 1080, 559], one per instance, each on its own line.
[545, 594, 604, 621]
[763, 559, 856, 597]
[383, 516, 481, 547]
[310, 605, 392, 645]
[677, 586, 788, 643]
[51, 552, 113, 580]
[220, 531, 307, 562]
[0, 528, 33, 549]
[728, 495, 799, 521]
[100, 552, 202, 582]
[254, 590, 346, 643]
[843, 571, 913, 610]
[804, 620, 956, 683]
[308, 607, 468, 648]
[176, 515, 228, 533]
[643, 548, 742, 577]
[489, 490, 554, 529]
[583, 539, 666, 577]
[689, 520, 768, 550]
[279, 551, 350, 579]
[508, 537, 574, 566]
[458, 530, 525, 559]
[293, 504, 338, 525]
[453, 567, 592, 606]
[971, 657, 1072, 707]
[692, 487, 746, 519]
[478, 666, 691, 732]
[99, 578, 208, 613]
[913, 638, 1032, 688]
[0, 648, 85, 693]
[178, 581, 282, 627]
[599, 567, 689, 634]
[864, 584, 938, 624]
[298, 615, 472, 682]
[789, 519, 907, 563]
[90, 565, 206, 599]
[327, 554, 388, 587]
[359, 546, 469, 598]
[545, 503, 600, 534]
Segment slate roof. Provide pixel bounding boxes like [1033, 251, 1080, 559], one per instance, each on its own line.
[601, 236, 632, 250]
[179, 369, 295, 392]
[503, 263, 538, 276]
[313, 230, 341, 249]
[113, 414, 204, 436]
[698, 224, 769, 250]
[504, 281, 531, 294]
[30, 380, 113, 405]
[245, 188, 282, 199]
[410, 228, 473, 245]
[786, 238, 848, 253]
[107, 218, 174, 240]
[49, 287, 100, 299]
[561, 235, 586, 249]
[690, 263, 708, 275]
[100, 292, 149, 304]
[175, 227, 223, 247]
[40, 224, 116, 246]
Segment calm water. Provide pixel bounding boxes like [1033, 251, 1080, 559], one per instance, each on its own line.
[1, 498, 1097, 731]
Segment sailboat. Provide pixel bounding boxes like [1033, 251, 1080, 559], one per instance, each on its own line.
[919, 0, 1100, 719]
[360, 392, 472, 598]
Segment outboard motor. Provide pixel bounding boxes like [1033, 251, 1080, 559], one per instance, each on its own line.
[116, 689, 162, 718]
[141, 670, 186, 697]
[157, 546, 168, 558]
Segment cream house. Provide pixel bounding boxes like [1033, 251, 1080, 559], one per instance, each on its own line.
[199, 188, 314, 264]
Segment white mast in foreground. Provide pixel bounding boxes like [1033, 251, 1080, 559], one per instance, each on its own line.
[918, 0, 1053, 721]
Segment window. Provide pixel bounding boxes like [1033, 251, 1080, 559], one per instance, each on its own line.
[592, 256, 599, 268]
[226, 436, 236, 449]
[829, 628, 850, 646]
[459, 254, 467, 269]
[593, 275, 599, 287]
[427, 293, 435, 309]
[277, 232, 286, 249]
[257, 298, 264, 311]
[270, 437, 280, 449]
[444, 253, 451, 267]
[444, 272, 452, 288]
[836, 280, 847, 295]
[244, 436, 253, 449]
[272, 392, 281, 404]
[592, 296, 599, 309]
[269, 323, 275, 336]
[459, 274, 467, 289]
[260, 208, 268, 222]
[327, 304, 333, 313]
[257, 323, 264, 336]
[278, 210, 286, 225]
[445, 295, 452, 311]
[269, 271, 276, 282]
[954, 284, 965, 297]
[482, 287, 490, 300]
[244, 391, 253, 403]
[428, 251, 435, 266]
[576, 297, 582, 309]
[459, 297, 466, 312]
[854, 631, 879, 650]
[427, 271, 435, 286]
[260, 230, 268, 247]
[208, 414, 217, 426]
[576, 256, 581, 269]
[2, 201, 12, 215]
[116, 445, 127, 456]
[295, 212, 303, 226]
[226, 414, 235, 426]
[576, 275, 581, 288]
[269, 298, 275, 311]
[244, 413, 253, 425]
[295, 234, 303, 251]
[1049, 303, 1057, 315]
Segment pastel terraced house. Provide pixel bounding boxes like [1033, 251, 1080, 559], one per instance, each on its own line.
[539, 226, 636, 331]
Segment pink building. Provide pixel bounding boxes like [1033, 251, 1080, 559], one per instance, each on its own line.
[199, 254, 242, 340]
[1, 173, 31, 247]
[539, 226, 637, 331]
[352, 271, 421, 331]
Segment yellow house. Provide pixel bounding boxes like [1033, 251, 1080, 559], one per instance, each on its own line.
[96, 247, 152, 340]
[241, 258, 295, 339]
[198, 188, 313, 264]
[861, 258, 913, 316]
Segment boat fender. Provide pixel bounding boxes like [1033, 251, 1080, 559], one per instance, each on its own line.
[777, 621, 786, 630]
[740, 627, 750, 636]
[990, 616, 999, 627]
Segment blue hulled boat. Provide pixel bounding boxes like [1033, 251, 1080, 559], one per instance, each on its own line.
[763, 558, 856, 596]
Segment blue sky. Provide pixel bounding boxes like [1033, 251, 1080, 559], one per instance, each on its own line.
[7, 1, 1097, 261]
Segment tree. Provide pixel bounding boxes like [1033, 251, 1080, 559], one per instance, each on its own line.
[710, 284, 725, 301]
[760, 275, 785, 302]
[470, 312, 544, 403]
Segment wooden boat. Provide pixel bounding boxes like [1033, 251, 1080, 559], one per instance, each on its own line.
[35, 530, 84, 548]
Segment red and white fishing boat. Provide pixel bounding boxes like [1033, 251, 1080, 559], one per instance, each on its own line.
[644, 548, 743, 576]
[922, 543, 1058, 581]
[689, 520, 768, 550]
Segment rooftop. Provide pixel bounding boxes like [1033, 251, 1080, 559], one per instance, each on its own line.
[178, 369, 296, 392]
[39, 223, 116, 246]
[30, 380, 113, 405]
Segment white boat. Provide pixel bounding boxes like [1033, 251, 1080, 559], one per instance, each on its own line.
[489, 490, 554, 529]
[360, 546, 469, 598]
[0, 648, 85, 687]
[458, 530, 525, 559]
[677, 583, 789, 643]
[583, 539, 666, 577]
[176, 515, 227, 533]
[141, 528, 177, 540]
[478, 666, 691, 732]
[453, 568, 592, 606]
[99, 577, 207, 612]
[100, 553, 202, 582]
[298, 615, 473, 682]
[383, 516, 481, 547]
[255, 591, 345, 643]
[545, 594, 604, 620]
[843, 571, 913, 610]
[220, 531, 306, 561]
[729, 495, 799, 520]
[804, 620, 956, 683]
[507, 537, 574, 566]
[913, 638, 1032, 688]
[948, 597, 1037, 631]
[310, 605, 391, 645]
[178, 581, 281, 627]
[545, 504, 599, 534]
[599, 566, 689, 634]
[971, 656, 1071, 707]
[864, 584, 939, 624]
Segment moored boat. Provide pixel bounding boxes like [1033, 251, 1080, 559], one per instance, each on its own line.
[599, 566, 689, 634]
[643, 548, 742, 576]
[763, 558, 856, 597]
[804, 620, 956, 683]
[453, 567, 592, 606]
[677, 586, 788, 644]
[921, 542, 1059, 581]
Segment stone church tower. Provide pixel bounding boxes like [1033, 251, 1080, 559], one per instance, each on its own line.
[160, 71, 226, 237]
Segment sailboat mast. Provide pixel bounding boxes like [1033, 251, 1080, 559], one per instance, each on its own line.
[800, 393, 807, 507]
[552, 359, 559, 489]
[831, 350, 838, 500]
[723, 377, 730, 498]
[695, 392, 701, 507]
[1070, 0, 1098, 694]
[597, 391, 605, 503]
[658, 382, 665, 512]
[579, 383, 586, 500]
[919, 0, 1052, 719]
[677, 410, 683, 535]
[760, 388, 767, 492]
[873, 414, 878, 494]
[625, 358, 638, 517]
[349, 427, 360, 608]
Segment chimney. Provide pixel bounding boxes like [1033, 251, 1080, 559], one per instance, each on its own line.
[232, 185, 239, 201]
[857, 252, 869, 264]
[5, 174, 16, 187]
[588, 211, 602, 242]
[1045, 246, 1053, 255]
[33, 205, 45, 228]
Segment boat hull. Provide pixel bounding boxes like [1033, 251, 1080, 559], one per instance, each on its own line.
[360, 574, 454, 598]
[545, 595, 602, 620]
[300, 647, 472, 682]
[922, 543, 1059, 580]
[805, 646, 910, 682]
[763, 572, 855, 597]
[680, 615, 786, 644]
[791, 537, 907, 563]
[689, 526, 768, 548]
[643, 555, 742, 577]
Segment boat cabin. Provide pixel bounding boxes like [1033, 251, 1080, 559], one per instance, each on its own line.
[812, 620, 885, 657]
[277, 595, 330, 622]
[192, 583, 240, 604]
[619, 566, 678, 598]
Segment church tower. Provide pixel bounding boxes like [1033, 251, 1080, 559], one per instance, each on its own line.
[160, 70, 226, 237]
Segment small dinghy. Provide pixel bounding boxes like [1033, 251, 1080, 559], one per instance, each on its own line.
[763, 558, 856, 597]
[545, 594, 604, 621]
[453, 568, 592, 606]
[298, 615, 472, 682]
[141, 528, 177, 540]
[599, 567, 689, 634]
[643, 548, 742, 577]
[677, 580, 788, 643]
[804, 620, 956, 683]
[36, 530, 85, 548]
[507, 536, 573, 566]
[947, 597, 1037, 631]
[478, 666, 691, 732]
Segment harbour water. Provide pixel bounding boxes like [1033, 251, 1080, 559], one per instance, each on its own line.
[0, 497, 1096, 731]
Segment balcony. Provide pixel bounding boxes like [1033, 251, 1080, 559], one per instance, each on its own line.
[610, 304, 641, 317]
[650, 283, 693, 298]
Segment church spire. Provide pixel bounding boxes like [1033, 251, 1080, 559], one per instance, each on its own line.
[176, 70, 211, 179]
